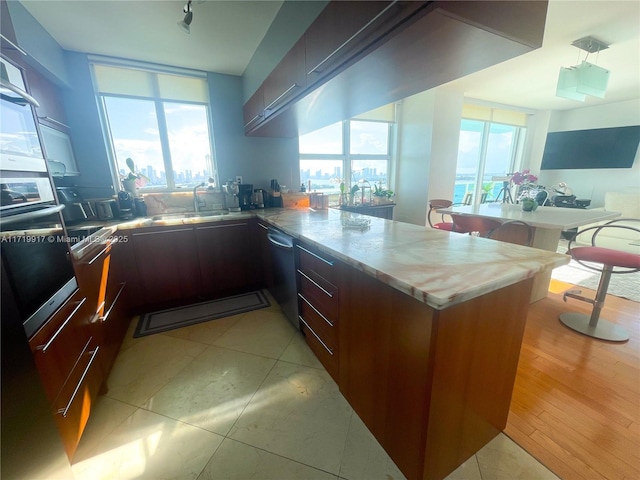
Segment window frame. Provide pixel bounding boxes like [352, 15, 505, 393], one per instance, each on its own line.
[92, 61, 217, 193]
[299, 119, 395, 194]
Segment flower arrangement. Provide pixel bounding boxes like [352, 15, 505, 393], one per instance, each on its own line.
[121, 157, 149, 190]
[510, 170, 538, 186]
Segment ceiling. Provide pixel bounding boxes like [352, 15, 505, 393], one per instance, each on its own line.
[19, 0, 640, 112]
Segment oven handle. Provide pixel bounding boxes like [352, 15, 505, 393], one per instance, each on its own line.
[0, 204, 65, 227]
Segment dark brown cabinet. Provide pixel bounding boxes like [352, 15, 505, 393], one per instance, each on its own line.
[243, 85, 265, 131]
[263, 36, 306, 117]
[131, 226, 201, 307]
[304, 1, 392, 87]
[28, 288, 103, 459]
[296, 242, 341, 381]
[73, 236, 130, 377]
[195, 220, 256, 298]
[27, 67, 69, 129]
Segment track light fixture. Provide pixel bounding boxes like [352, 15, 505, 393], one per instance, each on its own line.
[556, 36, 610, 102]
[177, 1, 193, 34]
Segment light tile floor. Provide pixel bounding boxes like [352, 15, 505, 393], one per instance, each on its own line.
[71, 292, 559, 480]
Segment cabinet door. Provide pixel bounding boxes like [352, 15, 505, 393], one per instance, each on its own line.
[131, 227, 201, 307]
[26, 66, 69, 128]
[304, 1, 391, 86]
[263, 36, 306, 116]
[29, 289, 95, 404]
[243, 85, 265, 131]
[195, 221, 257, 298]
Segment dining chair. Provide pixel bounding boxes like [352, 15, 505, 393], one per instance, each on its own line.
[559, 219, 640, 342]
[427, 199, 455, 230]
[486, 220, 535, 246]
[450, 214, 502, 237]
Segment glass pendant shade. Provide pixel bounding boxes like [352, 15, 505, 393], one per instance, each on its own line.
[556, 67, 586, 101]
[575, 61, 609, 98]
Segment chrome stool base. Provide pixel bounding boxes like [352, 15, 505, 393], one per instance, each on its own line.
[559, 312, 629, 342]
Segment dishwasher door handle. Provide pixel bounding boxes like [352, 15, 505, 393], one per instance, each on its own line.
[267, 232, 293, 250]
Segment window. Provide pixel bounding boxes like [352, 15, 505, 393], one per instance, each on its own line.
[454, 105, 527, 204]
[299, 119, 393, 197]
[93, 62, 215, 191]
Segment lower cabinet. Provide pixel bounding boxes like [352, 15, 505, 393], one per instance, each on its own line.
[131, 226, 201, 307]
[195, 220, 256, 298]
[73, 235, 130, 377]
[295, 242, 341, 382]
[29, 288, 103, 459]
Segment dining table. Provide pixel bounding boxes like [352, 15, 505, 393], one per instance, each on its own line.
[437, 203, 621, 301]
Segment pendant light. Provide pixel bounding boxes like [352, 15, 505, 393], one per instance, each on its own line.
[177, 1, 193, 34]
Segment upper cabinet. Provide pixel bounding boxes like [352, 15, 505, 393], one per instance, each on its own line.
[243, 0, 548, 138]
[263, 36, 306, 116]
[27, 67, 69, 129]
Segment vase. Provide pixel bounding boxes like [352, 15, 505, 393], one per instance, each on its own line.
[122, 179, 137, 195]
[521, 199, 538, 212]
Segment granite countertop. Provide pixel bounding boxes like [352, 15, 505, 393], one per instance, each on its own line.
[258, 209, 569, 310]
[70, 208, 569, 310]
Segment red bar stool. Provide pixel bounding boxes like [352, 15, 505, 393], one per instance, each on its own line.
[428, 199, 455, 231]
[560, 219, 640, 342]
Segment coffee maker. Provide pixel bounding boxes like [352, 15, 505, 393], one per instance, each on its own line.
[223, 181, 241, 212]
[238, 184, 254, 210]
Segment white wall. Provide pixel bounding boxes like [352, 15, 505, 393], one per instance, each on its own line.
[528, 99, 640, 207]
[394, 89, 463, 225]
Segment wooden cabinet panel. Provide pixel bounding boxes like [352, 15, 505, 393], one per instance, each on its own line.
[304, 1, 391, 86]
[29, 289, 93, 404]
[243, 85, 265, 131]
[73, 236, 131, 376]
[263, 36, 306, 115]
[26, 66, 69, 128]
[195, 220, 256, 298]
[296, 241, 341, 382]
[131, 227, 201, 307]
[51, 340, 103, 459]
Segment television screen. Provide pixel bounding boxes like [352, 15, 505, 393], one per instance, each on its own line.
[540, 125, 640, 170]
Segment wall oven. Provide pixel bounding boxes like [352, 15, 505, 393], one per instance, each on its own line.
[1, 55, 77, 339]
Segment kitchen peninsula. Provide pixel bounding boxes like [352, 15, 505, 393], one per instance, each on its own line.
[97, 207, 568, 479]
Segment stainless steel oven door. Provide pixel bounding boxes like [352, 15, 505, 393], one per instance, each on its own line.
[1, 202, 77, 338]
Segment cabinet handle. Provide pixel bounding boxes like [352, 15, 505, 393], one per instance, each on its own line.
[197, 222, 248, 231]
[307, 0, 399, 75]
[244, 113, 263, 128]
[297, 269, 334, 298]
[100, 283, 126, 323]
[298, 293, 334, 327]
[297, 244, 334, 266]
[133, 227, 192, 236]
[264, 83, 299, 111]
[36, 298, 86, 353]
[0, 33, 27, 55]
[38, 116, 70, 129]
[258, 223, 269, 231]
[57, 346, 100, 418]
[299, 317, 334, 355]
[88, 241, 111, 265]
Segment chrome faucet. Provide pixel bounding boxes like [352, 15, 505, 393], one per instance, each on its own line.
[193, 182, 206, 213]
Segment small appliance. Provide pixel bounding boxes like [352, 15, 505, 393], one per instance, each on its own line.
[238, 184, 253, 210]
[223, 181, 241, 212]
[95, 200, 114, 220]
[253, 189, 266, 208]
[134, 196, 147, 217]
[117, 191, 135, 219]
[56, 187, 89, 224]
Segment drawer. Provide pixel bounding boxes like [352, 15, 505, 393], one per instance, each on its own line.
[300, 317, 339, 382]
[30, 292, 93, 404]
[298, 292, 338, 347]
[297, 243, 336, 283]
[53, 340, 103, 459]
[297, 268, 338, 320]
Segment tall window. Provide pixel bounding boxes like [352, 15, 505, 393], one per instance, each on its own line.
[299, 119, 393, 195]
[454, 105, 528, 204]
[93, 63, 215, 191]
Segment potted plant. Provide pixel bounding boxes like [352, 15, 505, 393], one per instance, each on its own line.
[372, 184, 394, 205]
[121, 157, 149, 194]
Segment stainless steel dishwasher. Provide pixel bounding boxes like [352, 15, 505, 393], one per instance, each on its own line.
[267, 227, 299, 329]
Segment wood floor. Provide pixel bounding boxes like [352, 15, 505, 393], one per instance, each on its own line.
[506, 279, 640, 480]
